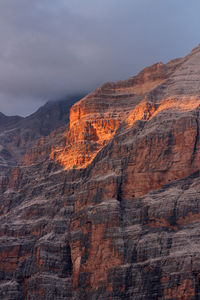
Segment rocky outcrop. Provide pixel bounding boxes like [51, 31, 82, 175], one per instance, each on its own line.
[0, 95, 83, 179]
[1, 45, 200, 299]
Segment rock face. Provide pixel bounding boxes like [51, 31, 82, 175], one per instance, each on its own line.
[1, 46, 200, 299]
[0, 95, 83, 180]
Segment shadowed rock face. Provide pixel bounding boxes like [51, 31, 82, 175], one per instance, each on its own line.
[1, 46, 200, 299]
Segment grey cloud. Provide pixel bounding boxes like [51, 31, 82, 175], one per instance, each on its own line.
[0, 0, 200, 116]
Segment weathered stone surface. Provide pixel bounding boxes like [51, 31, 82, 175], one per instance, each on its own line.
[0, 95, 83, 179]
[1, 45, 200, 299]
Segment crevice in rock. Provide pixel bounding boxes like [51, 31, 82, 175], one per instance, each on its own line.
[191, 110, 199, 164]
[167, 191, 183, 229]
[116, 175, 127, 265]
[61, 175, 67, 195]
[117, 175, 125, 227]
[62, 243, 73, 277]
[54, 243, 73, 280]
[193, 270, 200, 300]
[167, 200, 178, 227]
[117, 178, 123, 203]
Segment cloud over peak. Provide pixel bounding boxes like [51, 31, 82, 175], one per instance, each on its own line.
[0, 0, 200, 116]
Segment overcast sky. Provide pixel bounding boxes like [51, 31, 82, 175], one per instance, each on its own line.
[0, 0, 200, 116]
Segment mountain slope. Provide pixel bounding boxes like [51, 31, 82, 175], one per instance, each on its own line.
[0, 112, 23, 129]
[0, 95, 84, 179]
[1, 46, 200, 299]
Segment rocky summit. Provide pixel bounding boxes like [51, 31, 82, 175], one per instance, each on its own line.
[1, 46, 200, 299]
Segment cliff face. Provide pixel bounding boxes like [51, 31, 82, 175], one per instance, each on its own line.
[1, 46, 200, 299]
[0, 95, 83, 181]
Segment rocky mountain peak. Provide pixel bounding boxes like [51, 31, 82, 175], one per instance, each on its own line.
[190, 43, 200, 54]
[0, 112, 23, 129]
[50, 45, 200, 172]
[1, 46, 200, 299]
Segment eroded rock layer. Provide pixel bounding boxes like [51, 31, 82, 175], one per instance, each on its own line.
[0, 95, 83, 180]
[1, 46, 200, 299]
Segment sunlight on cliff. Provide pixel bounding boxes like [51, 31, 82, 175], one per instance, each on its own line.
[116, 79, 165, 96]
[50, 96, 200, 170]
[126, 96, 200, 128]
[50, 111, 120, 170]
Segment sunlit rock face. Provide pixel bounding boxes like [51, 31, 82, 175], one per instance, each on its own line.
[50, 56, 182, 170]
[2, 46, 200, 299]
[0, 95, 83, 181]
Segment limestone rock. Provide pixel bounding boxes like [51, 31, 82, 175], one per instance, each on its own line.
[0, 95, 83, 179]
[1, 46, 200, 299]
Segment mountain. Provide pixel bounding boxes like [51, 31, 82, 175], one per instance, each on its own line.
[1, 46, 200, 299]
[0, 95, 84, 179]
[0, 112, 23, 129]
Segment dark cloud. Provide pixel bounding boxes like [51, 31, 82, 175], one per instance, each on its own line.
[0, 0, 200, 116]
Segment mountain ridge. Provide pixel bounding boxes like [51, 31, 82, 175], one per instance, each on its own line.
[0, 94, 84, 179]
[1, 45, 200, 299]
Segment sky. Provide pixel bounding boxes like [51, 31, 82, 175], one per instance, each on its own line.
[0, 0, 200, 116]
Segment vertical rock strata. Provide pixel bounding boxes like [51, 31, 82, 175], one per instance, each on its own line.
[1, 46, 200, 299]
